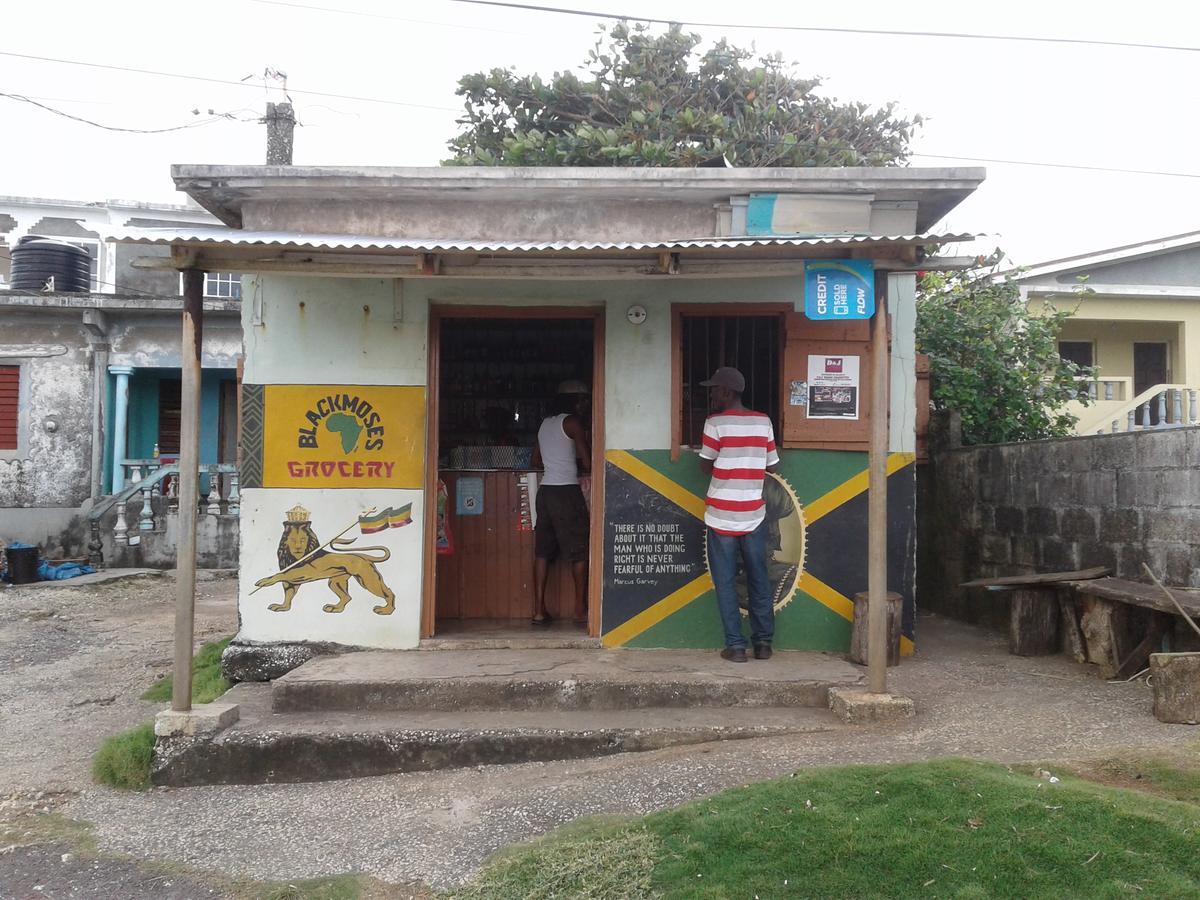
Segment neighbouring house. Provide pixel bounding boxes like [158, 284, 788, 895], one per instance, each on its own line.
[0, 196, 243, 566]
[1014, 231, 1200, 435]
[114, 164, 983, 667]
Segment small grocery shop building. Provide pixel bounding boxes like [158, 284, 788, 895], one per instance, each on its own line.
[119, 165, 983, 660]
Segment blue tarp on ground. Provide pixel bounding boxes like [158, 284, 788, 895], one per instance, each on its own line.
[2, 542, 96, 581]
[39, 560, 96, 580]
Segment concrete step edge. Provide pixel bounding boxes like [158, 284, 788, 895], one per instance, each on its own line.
[270, 678, 842, 712]
[153, 716, 838, 787]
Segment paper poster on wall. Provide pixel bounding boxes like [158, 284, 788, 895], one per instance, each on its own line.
[806, 355, 860, 420]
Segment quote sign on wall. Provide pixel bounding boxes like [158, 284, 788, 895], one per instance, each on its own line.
[610, 521, 694, 582]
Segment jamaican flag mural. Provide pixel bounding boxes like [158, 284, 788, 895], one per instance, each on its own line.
[601, 450, 916, 652]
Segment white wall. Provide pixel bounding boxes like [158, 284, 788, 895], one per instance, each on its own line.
[238, 488, 423, 649]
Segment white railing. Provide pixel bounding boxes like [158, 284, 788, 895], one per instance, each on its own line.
[1078, 376, 1132, 403]
[1084, 384, 1200, 434]
[87, 462, 239, 566]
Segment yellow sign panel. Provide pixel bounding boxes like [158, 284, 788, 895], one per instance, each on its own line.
[263, 385, 425, 489]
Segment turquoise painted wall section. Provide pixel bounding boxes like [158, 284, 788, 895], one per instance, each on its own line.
[104, 368, 235, 493]
[126, 372, 161, 459]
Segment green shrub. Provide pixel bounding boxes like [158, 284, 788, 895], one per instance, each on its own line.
[92, 723, 155, 790]
[142, 636, 232, 704]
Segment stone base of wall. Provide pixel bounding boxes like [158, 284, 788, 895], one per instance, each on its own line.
[919, 423, 1200, 629]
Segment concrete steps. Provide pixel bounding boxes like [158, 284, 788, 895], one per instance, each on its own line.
[151, 649, 864, 786]
[272, 648, 860, 713]
[152, 682, 844, 786]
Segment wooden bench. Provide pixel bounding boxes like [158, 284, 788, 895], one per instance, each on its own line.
[961, 567, 1110, 658]
[1065, 577, 1200, 679]
[961, 569, 1200, 678]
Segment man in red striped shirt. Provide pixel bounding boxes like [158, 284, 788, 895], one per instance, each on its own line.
[697, 367, 780, 663]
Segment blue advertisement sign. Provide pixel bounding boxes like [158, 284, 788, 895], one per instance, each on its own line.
[804, 260, 875, 320]
[456, 476, 484, 516]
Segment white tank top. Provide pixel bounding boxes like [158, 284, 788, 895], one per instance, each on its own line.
[538, 414, 578, 486]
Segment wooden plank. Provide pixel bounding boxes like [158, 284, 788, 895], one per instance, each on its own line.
[421, 309, 442, 637]
[1059, 593, 1088, 664]
[961, 566, 1110, 589]
[1009, 588, 1061, 656]
[1069, 577, 1200, 617]
[1113, 613, 1169, 680]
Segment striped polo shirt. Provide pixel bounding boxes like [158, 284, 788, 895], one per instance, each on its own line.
[698, 408, 780, 535]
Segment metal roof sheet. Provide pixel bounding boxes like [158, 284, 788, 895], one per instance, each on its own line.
[107, 226, 976, 254]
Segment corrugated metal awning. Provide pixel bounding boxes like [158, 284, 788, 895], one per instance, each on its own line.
[108, 226, 976, 254]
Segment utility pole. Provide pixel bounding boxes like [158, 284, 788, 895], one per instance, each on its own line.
[264, 102, 295, 166]
[172, 268, 204, 713]
[867, 270, 890, 695]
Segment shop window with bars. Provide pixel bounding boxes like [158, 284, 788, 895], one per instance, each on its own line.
[0, 365, 18, 450]
[680, 314, 781, 448]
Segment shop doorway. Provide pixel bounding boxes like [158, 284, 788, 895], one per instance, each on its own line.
[422, 308, 605, 639]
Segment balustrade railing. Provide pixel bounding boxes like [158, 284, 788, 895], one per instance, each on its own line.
[87, 462, 239, 567]
[1091, 385, 1200, 434]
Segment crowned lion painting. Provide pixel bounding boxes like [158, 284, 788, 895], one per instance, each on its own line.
[254, 504, 396, 615]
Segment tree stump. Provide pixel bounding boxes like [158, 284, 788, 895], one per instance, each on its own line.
[1008, 588, 1060, 657]
[1150, 652, 1200, 724]
[1079, 597, 1137, 676]
[850, 591, 903, 667]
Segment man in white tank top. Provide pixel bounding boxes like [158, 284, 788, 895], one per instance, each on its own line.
[530, 381, 591, 627]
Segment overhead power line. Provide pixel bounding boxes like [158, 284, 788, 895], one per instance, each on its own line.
[443, 0, 1200, 53]
[0, 49, 462, 112]
[248, 0, 524, 34]
[0, 92, 251, 134]
[911, 153, 1200, 180]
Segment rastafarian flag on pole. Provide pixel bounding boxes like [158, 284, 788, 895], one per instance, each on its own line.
[358, 503, 413, 534]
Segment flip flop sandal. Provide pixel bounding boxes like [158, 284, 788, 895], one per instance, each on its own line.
[531, 616, 553, 627]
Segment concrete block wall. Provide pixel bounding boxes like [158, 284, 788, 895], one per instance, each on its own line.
[918, 425, 1200, 627]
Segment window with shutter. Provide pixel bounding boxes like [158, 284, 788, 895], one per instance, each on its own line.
[779, 313, 874, 451]
[158, 379, 182, 455]
[0, 365, 18, 450]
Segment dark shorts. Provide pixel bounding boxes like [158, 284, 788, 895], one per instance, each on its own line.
[535, 484, 590, 562]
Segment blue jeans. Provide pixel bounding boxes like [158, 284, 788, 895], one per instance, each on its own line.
[707, 520, 774, 650]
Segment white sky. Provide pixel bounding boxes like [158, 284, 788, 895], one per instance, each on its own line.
[1, 0, 1197, 265]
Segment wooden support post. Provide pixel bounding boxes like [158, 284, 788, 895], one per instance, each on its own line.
[1008, 588, 1060, 656]
[867, 271, 890, 694]
[173, 268, 204, 713]
[1059, 592, 1087, 664]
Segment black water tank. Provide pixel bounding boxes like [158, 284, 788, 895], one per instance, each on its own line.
[9, 236, 92, 292]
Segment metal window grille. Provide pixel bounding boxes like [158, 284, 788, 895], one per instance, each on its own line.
[680, 315, 781, 448]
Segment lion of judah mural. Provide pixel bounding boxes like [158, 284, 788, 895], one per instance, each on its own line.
[254, 504, 396, 615]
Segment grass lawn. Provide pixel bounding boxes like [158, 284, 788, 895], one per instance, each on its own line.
[141, 636, 233, 704]
[94, 636, 234, 790]
[450, 757, 1200, 899]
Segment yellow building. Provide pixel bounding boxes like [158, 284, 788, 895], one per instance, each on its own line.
[1015, 231, 1200, 434]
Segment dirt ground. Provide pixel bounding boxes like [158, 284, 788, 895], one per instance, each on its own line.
[1, 574, 1197, 897]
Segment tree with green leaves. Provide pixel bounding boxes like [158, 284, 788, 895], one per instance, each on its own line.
[916, 265, 1094, 446]
[446, 23, 921, 167]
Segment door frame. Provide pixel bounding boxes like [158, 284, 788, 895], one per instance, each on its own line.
[1133, 341, 1170, 396]
[421, 305, 607, 639]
